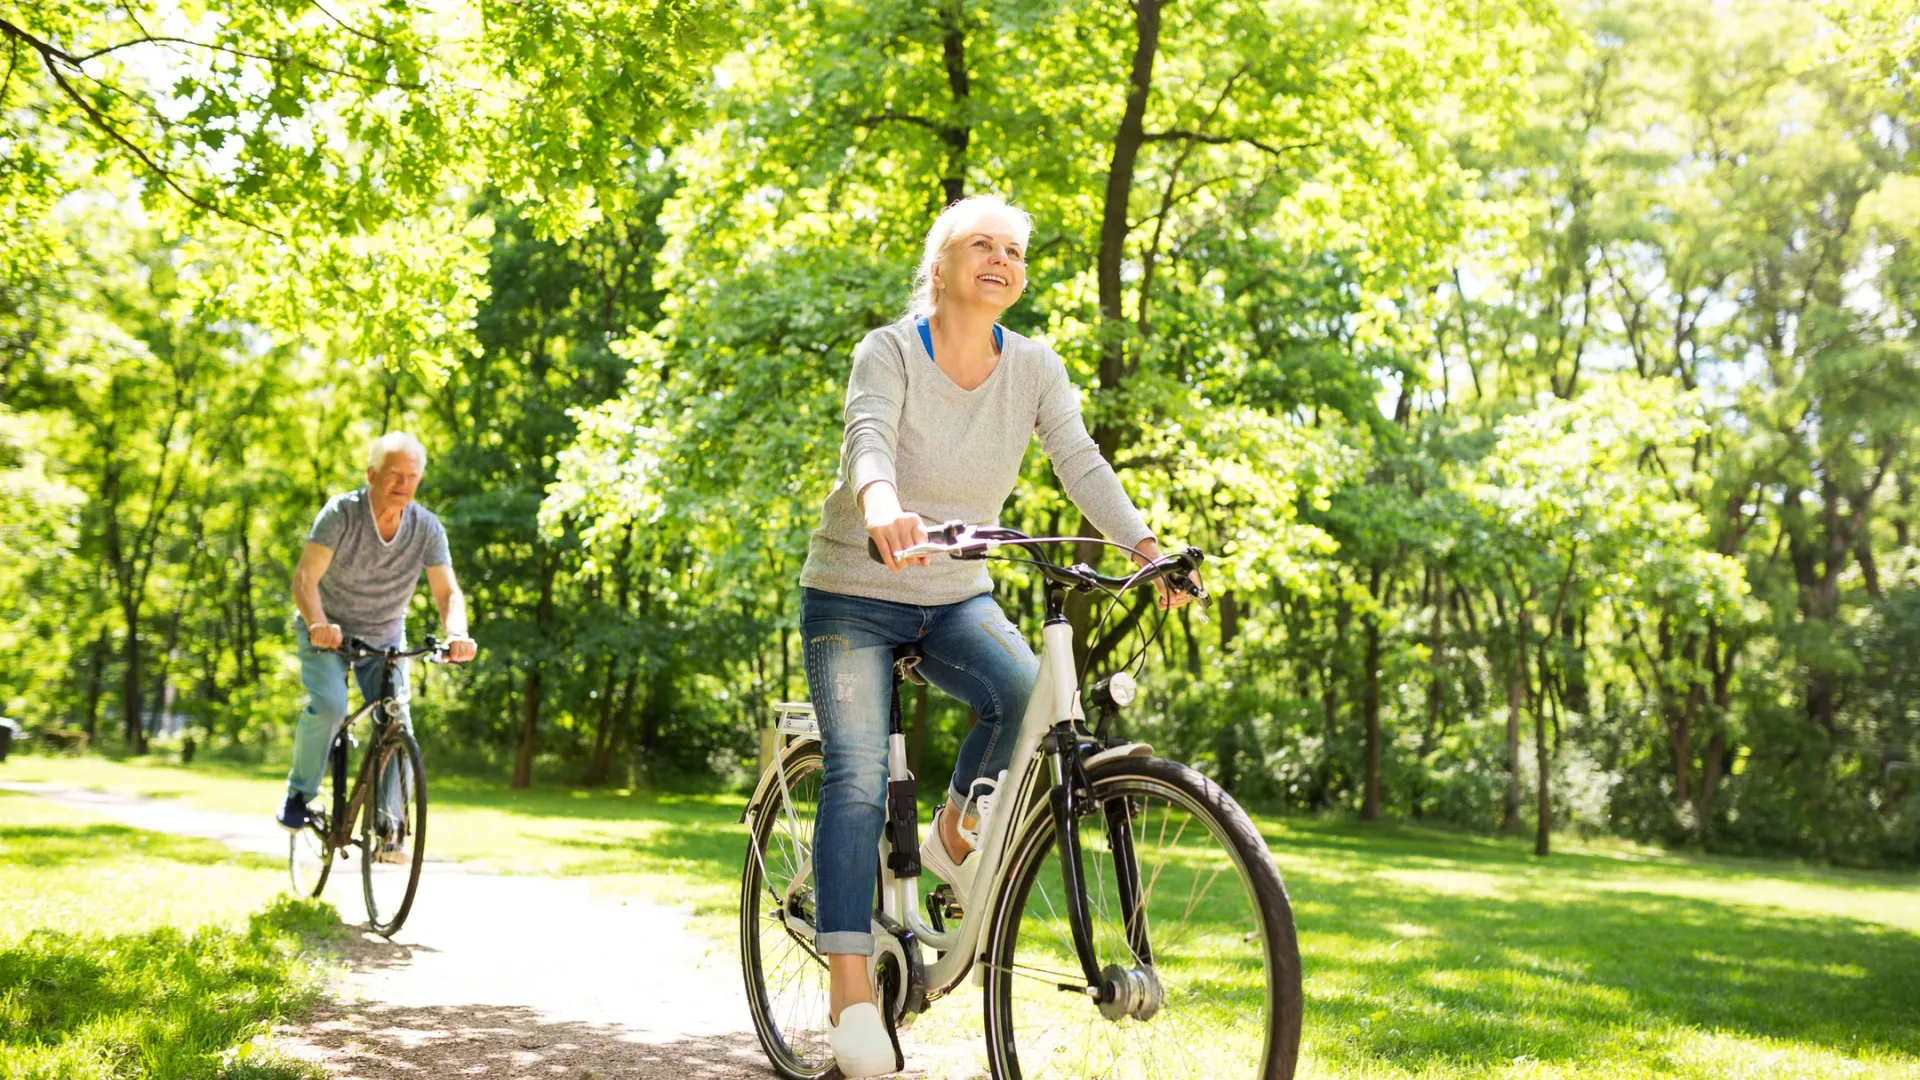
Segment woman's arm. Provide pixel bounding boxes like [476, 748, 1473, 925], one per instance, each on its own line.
[843, 336, 928, 571]
[1035, 359, 1198, 608]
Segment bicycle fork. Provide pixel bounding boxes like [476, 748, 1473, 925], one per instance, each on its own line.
[1037, 583, 1158, 1017]
[1042, 724, 1162, 1019]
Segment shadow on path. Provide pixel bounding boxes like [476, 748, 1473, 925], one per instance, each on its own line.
[273, 1003, 772, 1079]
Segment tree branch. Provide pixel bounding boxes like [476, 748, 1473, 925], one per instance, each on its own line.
[66, 34, 426, 91]
[3, 19, 285, 237]
[854, 111, 946, 135]
[1140, 129, 1320, 157]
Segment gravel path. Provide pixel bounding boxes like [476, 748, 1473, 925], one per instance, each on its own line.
[3, 782, 772, 1079]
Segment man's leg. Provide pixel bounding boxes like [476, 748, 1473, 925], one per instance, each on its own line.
[286, 630, 350, 807]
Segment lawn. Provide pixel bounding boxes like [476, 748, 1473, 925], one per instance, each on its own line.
[4, 752, 1917, 1078]
[0, 789, 341, 1080]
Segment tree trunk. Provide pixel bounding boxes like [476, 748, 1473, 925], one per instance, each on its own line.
[510, 553, 561, 789]
[1069, 0, 1164, 658]
[1502, 595, 1527, 834]
[83, 630, 108, 736]
[511, 663, 544, 789]
[120, 611, 145, 753]
[1415, 568, 1447, 819]
[585, 655, 620, 786]
[236, 497, 261, 683]
[1534, 695, 1551, 857]
[936, 0, 971, 207]
[591, 668, 639, 787]
[1359, 567, 1384, 823]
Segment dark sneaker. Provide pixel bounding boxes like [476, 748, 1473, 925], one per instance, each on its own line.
[276, 793, 313, 833]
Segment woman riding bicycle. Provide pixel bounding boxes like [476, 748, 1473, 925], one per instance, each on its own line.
[798, 194, 1199, 1077]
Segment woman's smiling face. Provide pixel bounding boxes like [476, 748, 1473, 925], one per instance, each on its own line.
[935, 208, 1028, 314]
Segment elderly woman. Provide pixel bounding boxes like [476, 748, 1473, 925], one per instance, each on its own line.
[797, 194, 1195, 1076]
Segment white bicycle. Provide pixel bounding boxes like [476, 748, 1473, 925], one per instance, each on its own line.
[739, 524, 1302, 1079]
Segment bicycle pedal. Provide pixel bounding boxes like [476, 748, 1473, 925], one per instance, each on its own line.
[926, 884, 964, 924]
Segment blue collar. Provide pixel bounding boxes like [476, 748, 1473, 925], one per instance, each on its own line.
[917, 316, 1003, 361]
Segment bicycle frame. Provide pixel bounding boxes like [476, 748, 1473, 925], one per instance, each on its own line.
[745, 580, 1152, 1012]
[319, 655, 409, 852]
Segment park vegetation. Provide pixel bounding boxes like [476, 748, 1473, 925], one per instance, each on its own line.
[2, 0, 1915, 864]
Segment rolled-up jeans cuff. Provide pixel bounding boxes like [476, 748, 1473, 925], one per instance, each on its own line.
[816, 930, 875, 957]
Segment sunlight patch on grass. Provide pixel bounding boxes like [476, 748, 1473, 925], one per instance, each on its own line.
[0, 791, 338, 1080]
[8, 757, 1919, 1078]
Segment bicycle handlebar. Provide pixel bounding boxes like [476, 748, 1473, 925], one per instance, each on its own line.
[867, 522, 1208, 600]
[331, 635, 463, 665]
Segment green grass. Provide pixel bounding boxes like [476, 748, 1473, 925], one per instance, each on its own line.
[0, 791, 340, 1080]
[6, 753, 1919, 1078]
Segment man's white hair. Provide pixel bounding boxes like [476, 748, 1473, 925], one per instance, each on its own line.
[367, 432, 428, 471]
[906, 194, 1034, 318]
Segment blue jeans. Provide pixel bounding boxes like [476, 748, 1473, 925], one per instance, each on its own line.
[286, 621, 411, 827]
[801, 587, 1039, 956]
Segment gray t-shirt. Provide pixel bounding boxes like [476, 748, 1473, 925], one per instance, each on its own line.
[799, 318, 1153, 606]
[307, 488, 451, 648]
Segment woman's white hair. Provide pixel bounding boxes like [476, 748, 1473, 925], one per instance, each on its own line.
[367, 432, 428, 471]
[906, 194, 1034, 318]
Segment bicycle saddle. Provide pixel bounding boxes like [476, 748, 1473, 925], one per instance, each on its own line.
[893, 643, 927, 685]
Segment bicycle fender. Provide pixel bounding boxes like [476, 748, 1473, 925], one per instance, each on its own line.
[1085, 742, 1154, 769]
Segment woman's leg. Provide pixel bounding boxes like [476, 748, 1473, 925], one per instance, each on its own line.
[916, 593, 1039, 847]
[800, 589, 920, 1018]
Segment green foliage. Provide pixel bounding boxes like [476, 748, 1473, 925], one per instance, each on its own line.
[1, 0, 1915, 864]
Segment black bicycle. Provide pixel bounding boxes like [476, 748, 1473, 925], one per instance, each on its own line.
[288, 635, 447, 937]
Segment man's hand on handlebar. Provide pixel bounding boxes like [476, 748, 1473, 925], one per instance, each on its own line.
[307, 622, 344, 650]
[444, 634, 477, 663]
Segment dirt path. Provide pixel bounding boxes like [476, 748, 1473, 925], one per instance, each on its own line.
[3, 782, 771, 1079]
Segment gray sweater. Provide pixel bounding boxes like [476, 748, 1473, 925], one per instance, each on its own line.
[800, 318, 1153, 606]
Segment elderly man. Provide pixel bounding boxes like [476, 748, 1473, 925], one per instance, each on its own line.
[276, 433, 478, 841]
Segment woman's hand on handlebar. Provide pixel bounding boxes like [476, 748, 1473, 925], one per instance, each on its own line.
[860, 482, 930, 571]
[1132, 537, 1203, 610]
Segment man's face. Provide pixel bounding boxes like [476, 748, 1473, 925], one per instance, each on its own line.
[366, 451, 424, 509]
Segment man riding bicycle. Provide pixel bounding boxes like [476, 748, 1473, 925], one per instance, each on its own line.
[274, 433, 478, 858]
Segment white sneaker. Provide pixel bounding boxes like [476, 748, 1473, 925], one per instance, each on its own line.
[920, 779, 997, 905]
[828, 1002, 898, 1077]
[919, 815, 979, 903]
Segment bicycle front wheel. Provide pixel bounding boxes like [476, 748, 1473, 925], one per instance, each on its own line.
[981, 755, 1301, 1080]
[361, 726, 427, 938]
[739, 741, 837, 1080]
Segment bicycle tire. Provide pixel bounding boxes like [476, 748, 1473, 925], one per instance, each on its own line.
[739, 742, 840, 1080]
[980, 755, 1302, 1080]
[288, 810, 332, 898]
[361, 725, 427, 938]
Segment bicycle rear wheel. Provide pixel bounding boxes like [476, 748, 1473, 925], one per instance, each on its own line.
[739, 741, 837, 1080]
[981, 756, 1301, 1080]
[361, 725, 427, 937]
[289, 807, 332, 898]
